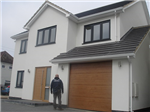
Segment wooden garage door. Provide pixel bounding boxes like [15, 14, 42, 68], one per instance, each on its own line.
[69, 61, 112, 112]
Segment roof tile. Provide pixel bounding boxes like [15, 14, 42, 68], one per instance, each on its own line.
[52, 26, 150, 60]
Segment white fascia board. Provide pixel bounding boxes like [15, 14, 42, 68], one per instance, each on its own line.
[51, 53, 135, 64]
[24, 2, 70, 30]
[24, 3, 48, 30]
[46, 2, 70, 16]
[11, 32, 29, 40]
[123, 0, 140, 11]
[134, 28, 150, 54]
[141, 0, 150, 25]
[67, 7, 123, 23]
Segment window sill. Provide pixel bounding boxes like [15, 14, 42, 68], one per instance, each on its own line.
[15, 87, 23, 89]
[35, 42, 55, 47]
[83, 39, 111, 45]
[19, 52, 27, 54]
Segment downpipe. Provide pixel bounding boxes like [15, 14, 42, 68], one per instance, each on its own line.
[127, 56, 134, 112]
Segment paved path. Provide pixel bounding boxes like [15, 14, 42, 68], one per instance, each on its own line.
[1, 99, 96, 112]
[0, 95, 9, 99]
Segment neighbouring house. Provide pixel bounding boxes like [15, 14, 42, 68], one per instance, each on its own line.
[10, 0, 150, 112]
[0, 51, 13, 86]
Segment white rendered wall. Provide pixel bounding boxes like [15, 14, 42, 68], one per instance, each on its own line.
[66, 19, 77, 51]
[112, 59, 129, 111]
[75, 16, 117, 47]
[9, 37, 28, 98]
[10, 6, 69, 102]
[132, 32, 150, 110]
[1, 62, 12, 85]
[49, 64, 70, 105]
[119, 1, 148, 38]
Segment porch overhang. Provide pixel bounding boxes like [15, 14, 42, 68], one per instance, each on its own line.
[50, 53, 135, 64]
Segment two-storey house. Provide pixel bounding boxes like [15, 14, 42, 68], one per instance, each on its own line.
[10, 0, 150, 112]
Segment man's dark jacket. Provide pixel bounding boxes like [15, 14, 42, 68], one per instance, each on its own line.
[51, 77, 64, 94]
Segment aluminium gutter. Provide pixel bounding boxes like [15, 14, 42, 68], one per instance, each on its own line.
[50, 53, 135, 64]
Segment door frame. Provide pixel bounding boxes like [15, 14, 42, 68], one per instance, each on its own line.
[32, 66, 51, 102]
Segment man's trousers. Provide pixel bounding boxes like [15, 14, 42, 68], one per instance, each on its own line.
[53, 91, 62, 109]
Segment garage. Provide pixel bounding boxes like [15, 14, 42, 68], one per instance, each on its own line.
[68, 61, 112, 112]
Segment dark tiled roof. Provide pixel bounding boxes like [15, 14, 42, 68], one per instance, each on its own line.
[1, 51, 13, 64]
[53, 26, 150, 60]
[75, 1, 133, 18]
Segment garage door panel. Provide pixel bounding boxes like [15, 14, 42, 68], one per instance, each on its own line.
[70, 80, 111, 86]
[70, 75, 111, 85]
[69, 96, 111, 112]
[69, 73, 111, 85]
[70, 62, 112, 69]
[70, 68, 112, 74]
[69, 85, 111, 99]
[69, 61, 112, 112]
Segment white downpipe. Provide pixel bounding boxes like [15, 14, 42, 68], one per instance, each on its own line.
[127, 56, 133, 112]
[114, 10, 117, 41]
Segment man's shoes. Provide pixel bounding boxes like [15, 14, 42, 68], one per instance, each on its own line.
[58, 108, 64, 111]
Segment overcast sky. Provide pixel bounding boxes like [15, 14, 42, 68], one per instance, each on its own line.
[1, 0, 150, 56]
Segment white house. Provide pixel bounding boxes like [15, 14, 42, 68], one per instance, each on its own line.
[10, 0, 150, 112]
[1, 51, 13, 86]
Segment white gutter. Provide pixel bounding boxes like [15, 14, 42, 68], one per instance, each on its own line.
[114, 10, 117, 41]
[11, 31, 29, 40]
[51, 53, 135, 64]
[127, 56, 133, 112]
[67, 0, 140, 24]
[67, 7, 124, 23]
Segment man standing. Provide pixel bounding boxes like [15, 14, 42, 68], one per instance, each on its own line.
[51, 74, 64, 110]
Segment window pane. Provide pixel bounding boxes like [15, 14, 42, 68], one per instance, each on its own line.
[45, 68, 51, 86]
[43, 29, 49, 44]
[25, 40, 27, 52]
[44, 88, 49, 100]
[85, 26, 92, 42]
[21, 72, 24, 87]
[50, 28, 56, 43]
[37, 31, 43, 45]
[93, 24, 100, 41]
[17, 72, 21, 86]
[102, 22, 110, 39]
[21, 41, 25, 52]
[16, 71, 24, 88]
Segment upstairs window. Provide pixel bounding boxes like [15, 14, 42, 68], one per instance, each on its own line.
[84, 20, 110, 44]
[20, 39, 28, 54]
[36, 26, 56, 46]
[16, 71, 24, 88]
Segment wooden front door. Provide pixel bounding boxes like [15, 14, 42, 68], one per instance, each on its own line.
[69, 61, 112, 112]
[33, 67, 51, 102]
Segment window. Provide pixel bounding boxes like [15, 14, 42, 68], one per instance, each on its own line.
[20, 39, 28, 54]
[9, 66, 12, 69]
[2, 65, 5, 68]
[16, 71, 24, 88]
[84, 20, 110, 44]
[36, 26, 56, 46]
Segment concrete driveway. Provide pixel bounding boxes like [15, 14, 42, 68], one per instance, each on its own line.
[1, 99, 97, 112]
